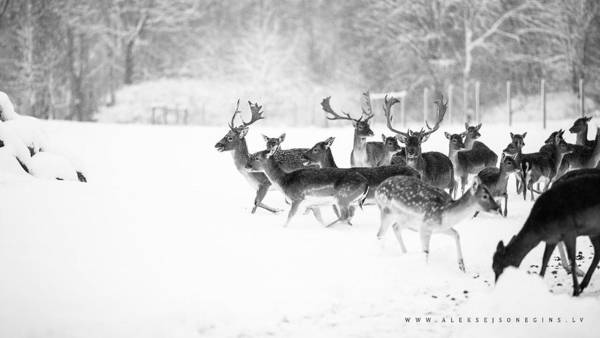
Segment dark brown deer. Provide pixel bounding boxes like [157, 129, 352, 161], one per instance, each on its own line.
[384, 96, 454, 194]
[246, 148, 369, 227]
[569, 116, 595, 148]
[477, 156, 519, 217]
[519, 131, 571, 200]
[214, 100, 279, 214]
[301, 136, 420, 205]
[376, 176, 500, 272]
[261, 133, 318, 172]
[492, 172, 600, 296]
[322, 92, 388, 167]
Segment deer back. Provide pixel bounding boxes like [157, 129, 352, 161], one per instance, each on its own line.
[415, 151, 454, 190]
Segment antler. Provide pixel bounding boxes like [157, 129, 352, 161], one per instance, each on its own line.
[242, 101, 265, 127]
[228, 99, 242, 130]
[383, 95, 409, 138]
[361, 91, 374, 122]
[423, 95, 447, 138]
[321, 96, 358, 122]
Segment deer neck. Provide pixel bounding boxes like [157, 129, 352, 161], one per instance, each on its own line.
[320, 149, 338, 168]
[440, 191, 479, 227]
[406, 155, 424, 172]
[551, 146, 565, 174]
[353, 129, 367, 151]
[575, 125, 588, 146]
[504, 229, 543, 268]
[232, 139, 250, 171]
[448, 145, 460, 164]
[464, 136, 476, 150]
[586, 129, 600, 166]
[261, 157, 288, 190]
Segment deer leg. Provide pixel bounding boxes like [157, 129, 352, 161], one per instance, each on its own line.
[540, 242, 557, 277]
[309, 207, 325, 225]
[283, 200, 301, 227]
[442, 228, 465, 272]
[563, 237, 581, 296]
[420, 229, 433, 264]
[503, 193, 508, 217]
[253, 184, 280, 214]
[558, 242, 585, 276]
[376, 208, 394, 240]
[392, 224, 407, 254]
[579, 235, 600, 292]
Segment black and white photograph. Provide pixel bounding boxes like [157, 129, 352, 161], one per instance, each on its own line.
[0, 0, 600, 337]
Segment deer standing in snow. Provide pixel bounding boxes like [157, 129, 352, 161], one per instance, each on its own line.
[375, 176, 500, 272]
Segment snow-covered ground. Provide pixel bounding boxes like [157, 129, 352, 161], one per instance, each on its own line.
[0, 119, 599, 338]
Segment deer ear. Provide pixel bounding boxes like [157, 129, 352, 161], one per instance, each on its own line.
[325, 137, 335, 148]
[496, 240, 505, 252]
[522, 132, 527, 138]
[471, 176, 482, 192]
[586, 116, 592, 122]
[444, 132, 451, 140]
[239, 127, 249, 139]
[476, 123, 482, 131]
[382, 134, 386, 142]
[510, 132, 514, 139]
[396, 134, 407, 144]
[279, 133, 286, 142]
[262, 134, 269, 142]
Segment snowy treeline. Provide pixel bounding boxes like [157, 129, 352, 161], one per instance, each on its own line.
[0, 0, 599, 124]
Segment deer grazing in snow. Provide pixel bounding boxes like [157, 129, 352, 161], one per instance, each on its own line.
[214, 100, 279, 214]
[322, 92, 390, 167]
[568, 116, 595, 148]
[384, 95, 454, 194]
[446, 123, 498, 197]
[301, 136, 420, 205]
[476, 156, 519, 217]
[493, 170, 600, 296]
[246, 147, 369, 227]
[375, 176, 500, 272]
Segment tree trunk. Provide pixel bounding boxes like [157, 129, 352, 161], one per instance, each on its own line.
[124, 40, 135, 85]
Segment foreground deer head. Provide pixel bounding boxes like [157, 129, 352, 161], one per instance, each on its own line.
[302, 137, 335, 166]
[215, 100, 264, 152]
[321, 92, 374, 138]
[262, 133, 286, 151]
[386, 95, 447, 161]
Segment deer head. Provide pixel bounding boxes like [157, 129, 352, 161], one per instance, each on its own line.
[464, 123, 482, 140]
[302, 137, 335, 166]
[262, 133, 286, 151]
[444, 131, 466, 151]
[386, 95, 447, 161]
[215, 100, 264, 152]
[509, 132, 526, 150]
[382, 134, 402, 154]
[553, 129, 571, 155]
[245, 147, 276, 172]
[322, 91, 375, 138]
[492, 235, 518, 282]
[471, 177, 501, 213]
[569, 116, 592, 134]
[501, 156, 519, 174]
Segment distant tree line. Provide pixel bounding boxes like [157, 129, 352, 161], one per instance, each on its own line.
[0, 0, 599, 122]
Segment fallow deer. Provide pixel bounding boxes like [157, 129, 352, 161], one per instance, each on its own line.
[477, 156, 519, 217]
[556, 127, 600, 177]
[519, 130, 571, 200]
[447, 124, 498, 196]
[375, 176, 500, 272]
[246, 148, 369, 227]
[380, 134, 404, 166]
[569, 116, 595, 148]
[501, 132, 527, 192]
[262, 133, 318, 172]
[301, 136, 420, 205]
[493, 172, 600, 296]
[384, 95, 454, 194]
[214, 100, 279, 214]
[322, 92, 388, 167]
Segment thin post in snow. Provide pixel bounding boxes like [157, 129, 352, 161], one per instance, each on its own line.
[423, 87, 428, 125]
[507, 81, 512, 127]
[541, 79, 546, 129]
[579, 78, 585, 117]
[474, 81, 480, 124]
[448, 84, 453, 124]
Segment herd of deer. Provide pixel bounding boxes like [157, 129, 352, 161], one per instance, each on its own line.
[214, 92, 600, 297]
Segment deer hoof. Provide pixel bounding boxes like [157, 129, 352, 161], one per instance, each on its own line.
[458, 259, 466, 273]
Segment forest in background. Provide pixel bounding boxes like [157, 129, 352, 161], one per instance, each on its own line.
[0, 0, 599, 124]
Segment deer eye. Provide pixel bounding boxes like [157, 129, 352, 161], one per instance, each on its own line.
[227, 137, 233, 142]
[313, 148, 318, 153]
[483, 195, 488, 200]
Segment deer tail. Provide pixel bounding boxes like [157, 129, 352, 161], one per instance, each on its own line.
[358, 184, 369, 210]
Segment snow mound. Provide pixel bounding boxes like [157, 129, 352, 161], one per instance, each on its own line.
[455, 268, 600, 338]
[29, 152, 80, 181]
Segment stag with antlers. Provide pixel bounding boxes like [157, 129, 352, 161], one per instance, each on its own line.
[214, 100, 279, 214]
[322, 92, 392, 167]
[384, 96, 454, 194]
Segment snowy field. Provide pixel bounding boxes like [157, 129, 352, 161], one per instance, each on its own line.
[0, 119, 599, 338]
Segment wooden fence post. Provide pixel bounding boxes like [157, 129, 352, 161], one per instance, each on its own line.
[507, 81, 512, 127]
[475, 81, 480, 124]
[448, 84, 453, 124]
[541, 79, 546, 129]
[423, 87, 429, 124]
